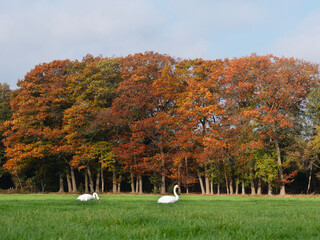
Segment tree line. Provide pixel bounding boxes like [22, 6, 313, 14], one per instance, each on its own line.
[1, 52, 320, 195]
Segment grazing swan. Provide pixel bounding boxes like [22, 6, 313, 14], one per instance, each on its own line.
[76, 192, 100, 201]
[157, 185, 180, 204]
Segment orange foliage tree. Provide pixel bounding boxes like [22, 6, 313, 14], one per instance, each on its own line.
[3, 60, 73, 191]
[111, 52, 176, 194]
[61, 55, 121, 193]
[161, 59, 225, 194]
[2, 52, 319, 195]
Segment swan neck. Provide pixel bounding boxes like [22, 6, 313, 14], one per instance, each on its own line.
[174, 187, 179, 199]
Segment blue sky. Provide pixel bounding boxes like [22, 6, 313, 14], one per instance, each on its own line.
[1, 0, 320, 89]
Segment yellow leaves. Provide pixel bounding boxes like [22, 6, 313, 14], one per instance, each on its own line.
[241, 109, 259, 120]
[204, 137, 227, 150]
[70, 141, 115, 170]
[100, 151, 116, 169]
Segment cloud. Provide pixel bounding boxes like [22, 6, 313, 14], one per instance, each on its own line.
[273, 9, 320, 63]
[154, 0, 267, 59]
[0, 0, 166, 88]
[0, 0, 307, 89]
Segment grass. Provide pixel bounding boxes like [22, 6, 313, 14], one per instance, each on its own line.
[0, 194, 320, 239]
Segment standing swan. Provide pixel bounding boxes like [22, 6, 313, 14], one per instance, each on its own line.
[76, 192, 100, 201]
[157, 185, 180, 203]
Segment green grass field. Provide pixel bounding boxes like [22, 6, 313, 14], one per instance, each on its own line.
[0, 194, 320, 240]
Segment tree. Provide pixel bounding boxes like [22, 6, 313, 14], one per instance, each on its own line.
[164, 59, 225, 194]
[255, 151, 279, 195]
[0, 83, 12, 188]
[256, 56, 319, 195]
[288, 81, 320, 194]
[3, 60, 72, 191]
[222, 55, 265, 194]
[111, 52, 176, 194]
[223, 54, 319, 195]
[63, 55, 122, 193]
[299, 86, 320, 193]
[2, 52, 318, 195]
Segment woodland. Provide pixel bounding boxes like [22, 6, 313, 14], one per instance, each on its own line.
[1, 51, 320, 196]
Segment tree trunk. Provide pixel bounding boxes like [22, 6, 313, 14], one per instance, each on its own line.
[205, 176, 210, 194]
[160, 174, 166, 193]
[257, 179, 262, 195]
[160, 146, 166, 194]
[84, 171, 89, 193]
[95, 170, 101, 193]
[101, 169, 104, 193]
[66, 171, 72, 193]
[275, 137, 285, 196]
[87, 166, 94, 193]
[139, 174, 143, 194]
[185, 157, 189, 194]
[178, 166, 182, 194]
[112, 169, 117, 193]
[251, 180, 256, 195]
[205, 166, 210, 194]
[241, 180, 245, 195]
[268, 181, 273, 196]
[235, 180, 239, 195]
[210, 180, 213, 194]
[58, 173, 64, 193]
[229, 180, 234, 194]
[40, 179, 45, 193]
[217, 184, 220, 195]
[70, 165, 77, 193]
[13, 173, 22, 190]
[225, 172, 230, 194]
[131, 172, 135, 193]
[136, 178, 139, 193]
[117, 174, 122, 192]
[307, 162, 313, 194]
[197, 169, 205, 194]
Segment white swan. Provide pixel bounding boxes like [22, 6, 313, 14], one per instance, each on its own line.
[76, 192, 100, 201]
[157, 185, 180, 203]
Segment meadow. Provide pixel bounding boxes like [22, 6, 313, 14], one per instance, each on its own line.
[0, 194, 320, 240]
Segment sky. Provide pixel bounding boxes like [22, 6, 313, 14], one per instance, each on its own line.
[1, 0, 320, 89]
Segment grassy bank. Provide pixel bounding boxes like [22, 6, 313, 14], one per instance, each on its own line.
[0, 194, 320, 239]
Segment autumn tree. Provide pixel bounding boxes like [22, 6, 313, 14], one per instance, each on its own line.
[163, 59, 225, 194]
[1, 52, 318, 195]
[222, 56, 265, 195]
[290, 86, 320, 193]
[3, 60, 73, 191]
[255, 56, 318, 195]
[111, 52, 176, 194]
[63, 55, 122, 193]
[223, 54, 319, 195]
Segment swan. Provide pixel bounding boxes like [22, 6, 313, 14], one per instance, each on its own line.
[157, 185, 180, 203]
[76, 192, 100, 201]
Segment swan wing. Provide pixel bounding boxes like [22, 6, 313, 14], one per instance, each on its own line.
[76, 194, 94, 201]
[157, 196, 178, 203]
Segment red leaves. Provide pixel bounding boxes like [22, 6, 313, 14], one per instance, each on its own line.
[275, 170, 298, 185]
[2, 52, 319, 192]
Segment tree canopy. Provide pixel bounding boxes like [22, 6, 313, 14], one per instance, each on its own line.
[1, 52, 320, 195]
